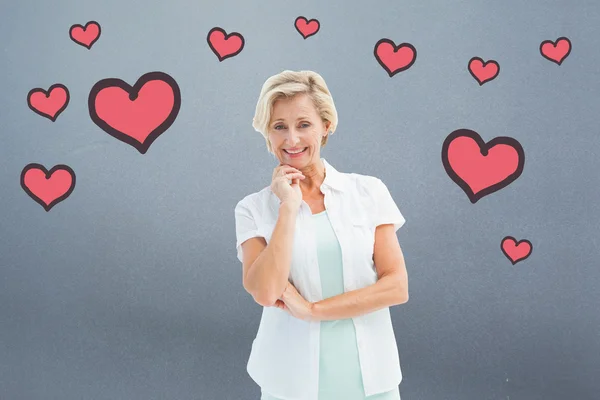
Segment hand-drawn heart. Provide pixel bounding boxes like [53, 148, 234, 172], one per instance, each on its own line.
[207, 27, 245, 61]
[468, 57, 500, 85]
[441, 128, 525, 203]
[373, 39, 416, 77]
[540, 37, 571, 65]
[69, 21, 101, 49]
[88, 71, 181, 154]
[501, 236, 533, 264]
[20, 163, 76, 211]
[295, 16, 320, 39]
[27, 84, 70, 122]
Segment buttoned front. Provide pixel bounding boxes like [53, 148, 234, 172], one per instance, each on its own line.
[235, 158, 406, 400]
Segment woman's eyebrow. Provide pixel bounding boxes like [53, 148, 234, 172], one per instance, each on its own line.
[273, 116, 310, 122]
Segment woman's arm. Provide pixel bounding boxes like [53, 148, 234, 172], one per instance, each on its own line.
[311, 223, 408, 321]
[243, 201, 299, 307]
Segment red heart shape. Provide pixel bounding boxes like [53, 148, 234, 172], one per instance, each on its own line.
[88, 71, 181, 154]
[69, 21, 101, 49]
[374, 39, 416, 77]
[20, 163, 76, 211]
[442, 129, 525, 203]
[540, 36, 571, 65]
[27, 84, 70, 122]
[294, 16, 320, 39]
[501, 236, 533, 264]
[468, 57, 500, 85]
[207, 27, 245, 61]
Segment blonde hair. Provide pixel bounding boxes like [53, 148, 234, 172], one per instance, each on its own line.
[252, 70, 338, 154]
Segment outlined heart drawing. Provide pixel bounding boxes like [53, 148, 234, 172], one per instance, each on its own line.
[373, 39, 416, 77]
[468, 57, 500, 85]
[69, 21, 101, 49]
[27, 84, 70, 122]
[20, 163, 76, 211]
[207, 27, 245, 61]
[540, 37, 571, 65]
[501, 236, 533, 264]
[88, 71, 181, 154]
[295, 16, 320, 39]
[441, 128, 525, 203]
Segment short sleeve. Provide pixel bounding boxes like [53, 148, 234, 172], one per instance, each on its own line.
[371, 178, 406, 232]
[234, 199, 261, 263]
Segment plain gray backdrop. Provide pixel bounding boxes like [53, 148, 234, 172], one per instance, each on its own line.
[1, 0, 599, 399]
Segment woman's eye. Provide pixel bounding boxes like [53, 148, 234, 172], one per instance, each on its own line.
[301, 123, 310, 128]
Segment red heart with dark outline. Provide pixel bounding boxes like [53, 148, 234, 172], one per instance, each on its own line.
[87, 71, 181, 154]
[207, 27, 245, 61]
[540, 37, 571, 65]
[373, 39, 416, 77]
[69, 21, 101, 49]
[501, 236, 533, 265]
[295, 16, 320, 39]
[27, 84, 70, 122]
[468, 57, 500, 85]
[441, 128, 525, 203]
[20, 163, 76, 211]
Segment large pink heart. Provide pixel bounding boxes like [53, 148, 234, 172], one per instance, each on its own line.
[88, 71, 181, 154]
[442, 128, 525, 203]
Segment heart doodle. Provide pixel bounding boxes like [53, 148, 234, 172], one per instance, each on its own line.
[540, 37, 571, 65]
[20, 163, 76, 211]
[441, 128, 525, 203]
[88, 71, 181, 154]
[501, 236, 533, 264]
[295, 16, 320, 39]
[468, 57, 500, 85]
[207, 27, 245, 61]
[27, 84, 70, 122]
[69, 21, 101, 49]
[373, 39, 416, 77]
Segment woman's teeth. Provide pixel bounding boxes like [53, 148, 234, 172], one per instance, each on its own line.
[285, 148, 307, 154]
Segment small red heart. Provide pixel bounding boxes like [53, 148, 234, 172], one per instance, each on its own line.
[207, 27, 245, 61]
[20, 163, 76, 211]
[69, 21, 101, 49]
[27, 84, 70, 122]
[540, 37, 571, 65]
[501, 236, 533, 264]
[374, 39, 416, 77]
[294, 16, 320, 39]
[441, 129, 525, 203]
[468, 57, 500, 85]
[88, 71, 181, 154]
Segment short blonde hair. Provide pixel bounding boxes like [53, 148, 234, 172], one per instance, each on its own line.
[252, 70, 338, 154]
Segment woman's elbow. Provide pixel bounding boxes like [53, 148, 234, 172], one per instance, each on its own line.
[244, 284, 277, 307]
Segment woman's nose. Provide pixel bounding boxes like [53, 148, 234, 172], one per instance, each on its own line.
[285, 130, 300, 145]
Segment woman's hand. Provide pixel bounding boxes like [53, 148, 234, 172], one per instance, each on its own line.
[271, 164, 304, 207]
[274, 281, 316, 322]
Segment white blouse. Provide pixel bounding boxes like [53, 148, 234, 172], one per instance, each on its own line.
[235, 158, 406, 400]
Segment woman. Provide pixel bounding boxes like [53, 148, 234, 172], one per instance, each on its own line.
[235, 70, 409, 400]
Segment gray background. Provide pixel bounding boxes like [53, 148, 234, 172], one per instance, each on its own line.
[1, 0, 599, 399]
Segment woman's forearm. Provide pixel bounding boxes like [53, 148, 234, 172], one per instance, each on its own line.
[311, 273, 407, 321]
[245, 202, 298, 306]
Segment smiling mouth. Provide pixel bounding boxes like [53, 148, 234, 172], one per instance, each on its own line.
[284, 148, 308, 154]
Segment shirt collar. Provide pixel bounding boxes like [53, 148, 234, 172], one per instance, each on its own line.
[320, 158, 346, 193]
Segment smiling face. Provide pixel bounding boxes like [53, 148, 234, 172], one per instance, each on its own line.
[267, 92, 330, 166]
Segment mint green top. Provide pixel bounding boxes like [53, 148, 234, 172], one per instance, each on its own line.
[261, 210, 401, 400]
